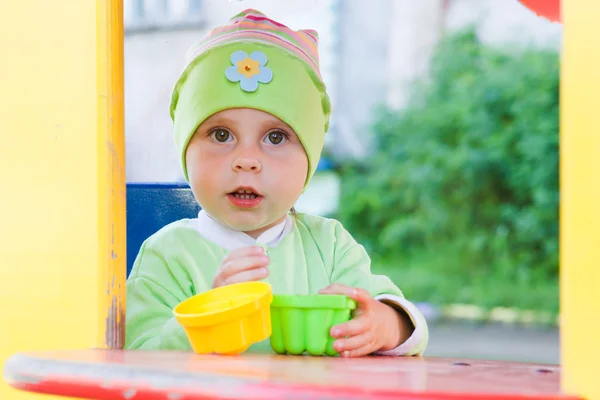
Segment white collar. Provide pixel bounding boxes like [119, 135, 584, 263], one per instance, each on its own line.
[194, 210, 294, 250]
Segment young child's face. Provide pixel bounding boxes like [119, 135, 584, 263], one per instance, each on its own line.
[186, 108, 308, 237]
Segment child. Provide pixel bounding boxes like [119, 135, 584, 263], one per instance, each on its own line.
[126, 9, 428, 357]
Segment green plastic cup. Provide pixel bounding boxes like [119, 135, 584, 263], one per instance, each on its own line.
[269, 294, 357, 356]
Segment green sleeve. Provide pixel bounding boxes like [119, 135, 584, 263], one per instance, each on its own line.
[329, 220, 403, 297]
[125, 240, 194, 351]
[329, 221, 429, 356]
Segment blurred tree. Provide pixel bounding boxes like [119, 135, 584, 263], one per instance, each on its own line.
[337, 29, 559, 284]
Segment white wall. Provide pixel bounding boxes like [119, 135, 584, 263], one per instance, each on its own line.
[125, 29, 199, 182]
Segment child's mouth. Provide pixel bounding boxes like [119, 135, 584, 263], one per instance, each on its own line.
[232, 189, 258, 200]
[227, 188, 263, 208]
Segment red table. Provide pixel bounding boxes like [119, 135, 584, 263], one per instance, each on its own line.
[2, 350, 580, 400]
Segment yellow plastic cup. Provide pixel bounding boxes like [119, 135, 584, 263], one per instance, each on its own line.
[173, 282, 273, 355]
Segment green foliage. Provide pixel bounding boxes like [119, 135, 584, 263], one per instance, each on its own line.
[336, 29, 559, 312]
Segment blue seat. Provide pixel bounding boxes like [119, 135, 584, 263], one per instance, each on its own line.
[126, 182, 200, 277]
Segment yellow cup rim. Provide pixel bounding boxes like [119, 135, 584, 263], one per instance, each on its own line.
[173, 282, 272, 328]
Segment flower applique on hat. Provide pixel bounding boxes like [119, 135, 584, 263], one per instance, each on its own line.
[225, 50, 273, 92]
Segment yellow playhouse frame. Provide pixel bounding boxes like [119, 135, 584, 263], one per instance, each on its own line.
[0, 1, 597, 399]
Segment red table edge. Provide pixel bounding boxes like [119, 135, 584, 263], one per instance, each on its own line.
[2, 353, 583, 400]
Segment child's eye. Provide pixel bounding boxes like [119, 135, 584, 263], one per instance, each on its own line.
[209, 128, 232, 143]
[264, 130, 288, 145]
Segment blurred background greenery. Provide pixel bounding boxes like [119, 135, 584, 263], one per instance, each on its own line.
[334, 29, 559, 316]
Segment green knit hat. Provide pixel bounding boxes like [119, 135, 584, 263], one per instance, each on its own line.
[170, 9, 331, 186]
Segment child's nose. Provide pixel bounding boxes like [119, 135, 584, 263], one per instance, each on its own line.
[232, 157, 262, 173]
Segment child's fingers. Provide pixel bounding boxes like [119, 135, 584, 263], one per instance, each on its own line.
[333, 332, 375, 356]
[214, 255, 269, 287]
[350, 288, 372, 308]
[224, 267, 269, 285]
[330, 318, 367, 339]
[220, 255, 269, 277]
[319, 283, 352, 296]
[319, 284, 372, 308]
[339, 345, 373, 358]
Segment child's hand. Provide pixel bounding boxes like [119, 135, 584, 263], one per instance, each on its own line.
[319, 283, 410, 357]
[212, 246, 269, 289]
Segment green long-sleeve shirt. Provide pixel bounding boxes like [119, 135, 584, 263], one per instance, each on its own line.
[125, 211, 428, 355]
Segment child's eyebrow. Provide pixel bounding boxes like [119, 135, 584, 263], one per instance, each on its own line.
[262, 119, 296, 135]
[203, 115, 235, 126]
